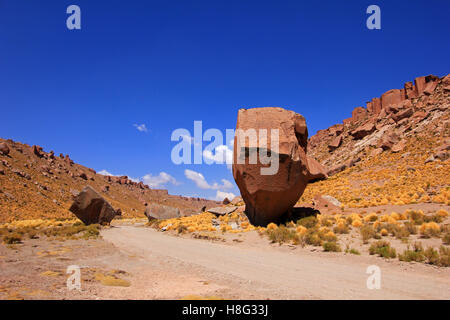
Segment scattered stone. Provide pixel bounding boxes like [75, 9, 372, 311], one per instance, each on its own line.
[222, 197, 230, 205]
[351, 123, 375, 139]
[306, 156, 328, 182]
[391, 139, 406, 153]
[425, 155, 435, 163]
[313, 195, 341, 214]
[371, 148, 383, 157]
[207, 206, 237, 216]
[32, 145, 44, 158]
[144, 203, 181, 221]
[379, 131, 400, 150]
[392, 108, 413, 122]
[79, 173, 88, 180]
[434, 150, 449, 161]
[0, 143, 10, 156]
[230, 196, 243, 205]
[328, 135, 342, 151]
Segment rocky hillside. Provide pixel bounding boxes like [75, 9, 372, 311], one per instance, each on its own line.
[302, 74, 449, 208]
[0, 140, 219, 223]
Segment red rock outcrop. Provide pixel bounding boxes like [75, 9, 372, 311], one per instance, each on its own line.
[307, 73, 447, 175]
[351, 107, 367, 123]
[381, 89, 406, 110]
[366, 97, 382, 115]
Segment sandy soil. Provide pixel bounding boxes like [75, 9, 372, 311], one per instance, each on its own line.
[1, 221, 449, 300]
[101, 225, 450, 300]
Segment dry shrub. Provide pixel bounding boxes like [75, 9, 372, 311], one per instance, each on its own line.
[95, 273, 130, 287]
[296, 216, 318, 229]
[266, 226, 299, 245]
[398, 242, 425, 262]
[364, 212, 378, 223]
[323, 241, 341, 252]
[419, 222, 441, 238]
[443, 233, 450, 245]
[360, 224, 376, 243]
[333, 222, 349, 234]
[369, 241, 396, 259]
[403, 221, 418, 235]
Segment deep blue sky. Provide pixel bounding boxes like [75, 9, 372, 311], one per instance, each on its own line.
[1, 1, 449, 200]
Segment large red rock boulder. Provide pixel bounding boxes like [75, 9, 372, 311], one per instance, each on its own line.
[232, 107, 312, 226]
[69, 186, 119, 225]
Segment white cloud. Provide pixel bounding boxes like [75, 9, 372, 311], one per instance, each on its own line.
[98, 170, 114, 176]
[133, 124, 148, 133]
[184, 169, 234, 190]
[98, 170, 140, 183]
[141, 172, 179, 188]
[215, 190, 236, 201]
[203, 144, 233, 169]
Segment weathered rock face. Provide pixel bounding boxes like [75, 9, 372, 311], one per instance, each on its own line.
[351, 107, 367, 123]
[144, 203, 181, 221]
[381, 89, 406, 109]
[366, 97, 382, 115]
[232, 107, 313, 226]
[69, 186, 118, 225]
[0, 143, 10, 156]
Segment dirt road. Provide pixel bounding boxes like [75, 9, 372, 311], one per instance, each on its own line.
[102, 226, 450, 300]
